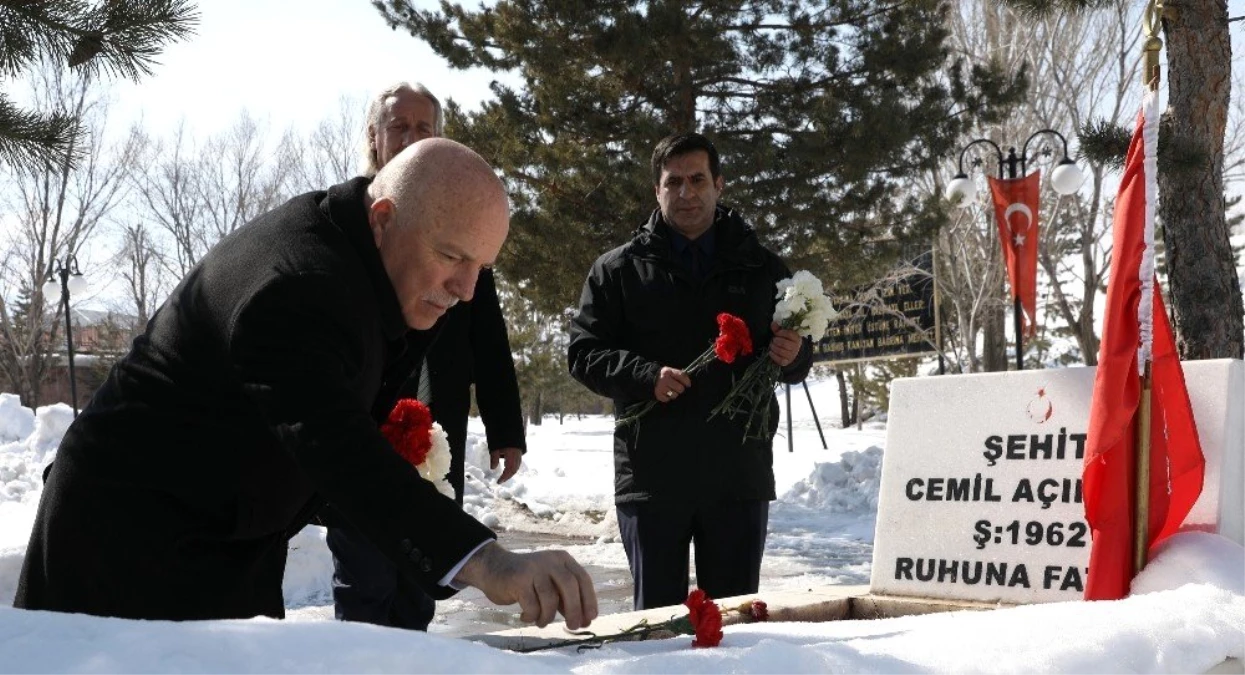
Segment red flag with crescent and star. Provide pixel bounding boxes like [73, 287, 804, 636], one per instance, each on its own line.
[988, 171, 1041, 336]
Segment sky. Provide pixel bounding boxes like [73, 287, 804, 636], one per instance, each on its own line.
[103, 0, 1245, 138]
[109, 0, 509, 138]
[46, 0, 515, 311]
[0, 377, 1242, 672]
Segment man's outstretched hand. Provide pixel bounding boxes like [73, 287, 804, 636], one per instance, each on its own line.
[454, 542, 598, 629]
[490, 447, 523, 484]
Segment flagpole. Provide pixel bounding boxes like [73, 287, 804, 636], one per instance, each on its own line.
[1004, 148, 1024, 371]
[1132, 0, 1164, 577]
[1133, 361, 1153, 574]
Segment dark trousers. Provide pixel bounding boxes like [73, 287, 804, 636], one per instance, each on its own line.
[325, 524, 435, 631]
[616, 499, 769, 610]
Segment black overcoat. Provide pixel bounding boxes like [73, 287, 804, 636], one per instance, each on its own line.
[383, 269, 525, 502]
[15, 178, 494, 620]
[567, 206, 813, 504]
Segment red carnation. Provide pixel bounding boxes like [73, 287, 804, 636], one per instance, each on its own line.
[714, 312, 753, 364]
[380, 398, 434, 467]
[750, 599, 769, 621]
[684, 588, 723, 648]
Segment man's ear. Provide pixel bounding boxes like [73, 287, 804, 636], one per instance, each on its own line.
[368, 197, 395, 248]
[714, 175, 725, 193]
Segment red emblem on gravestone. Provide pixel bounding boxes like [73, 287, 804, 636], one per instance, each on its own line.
[1026, 387, 1054, 424]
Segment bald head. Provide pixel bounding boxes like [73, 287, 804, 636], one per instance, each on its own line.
[367, 138, 510, 329]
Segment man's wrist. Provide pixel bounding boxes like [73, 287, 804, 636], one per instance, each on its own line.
[453, 542, 500, 590]
[445, 539, 496, 589]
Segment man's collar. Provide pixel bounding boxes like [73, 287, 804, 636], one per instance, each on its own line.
[322, 177, 408, 342]
[666, 216, 718, 258]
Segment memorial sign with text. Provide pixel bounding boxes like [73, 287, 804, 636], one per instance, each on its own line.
[815, 251, 938, 365]
[870, 361, 1243, 605]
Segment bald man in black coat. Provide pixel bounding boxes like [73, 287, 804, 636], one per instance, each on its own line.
[15, 139, 595, 630]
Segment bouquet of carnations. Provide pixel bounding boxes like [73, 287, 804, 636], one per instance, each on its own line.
[616, 312, 753, 428]
[380, 398, 455, 498]
[709, 270, 836, 441]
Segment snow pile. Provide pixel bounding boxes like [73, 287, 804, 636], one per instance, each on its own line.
[0, 398, 75, 606]
[282, 526, 335, 608]
[0, 529, 1240, 673]
[459, 430, 618, 542]
[0, 398, 69, 506]
[780, 446, 882, 513]
[1132, 531, 1245, 596]
[0, 394, 34, 444]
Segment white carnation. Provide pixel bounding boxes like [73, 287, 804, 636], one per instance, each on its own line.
[790, 270, 823, 298]
[799, 291, 838, 338]
[419, 421, 456, 499]
[772, 270, 837, 339]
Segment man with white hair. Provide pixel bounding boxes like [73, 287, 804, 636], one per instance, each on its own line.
[362, 81, 443, 176]
[323, 82, 528, 632]
[15, 139, 596, 632]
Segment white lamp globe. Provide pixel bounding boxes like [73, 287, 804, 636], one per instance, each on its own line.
[1050, 159, 1085, 196]
[67, 272, 88, 296]
[945, 174, 975, 206]
[42, 278, 62, 304]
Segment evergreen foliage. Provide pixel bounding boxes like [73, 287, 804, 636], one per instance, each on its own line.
[0, 0, 197, 170]
[374, 0, 1028, 313]
[8, 284, 43, 350]
[1001, 0, 1112, 15]
[494, 272, 609, 424]
[1078, 117, 1131, 170]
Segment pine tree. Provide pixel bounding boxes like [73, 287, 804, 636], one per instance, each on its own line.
[375, 0, 1027, 313]
[0, 0, 198, 171]
[0, 283, 54, 407]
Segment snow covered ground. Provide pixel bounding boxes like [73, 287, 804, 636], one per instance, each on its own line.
[0, 378, 1241, 673]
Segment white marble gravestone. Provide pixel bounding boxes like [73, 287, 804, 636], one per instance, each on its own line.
[869, 359, 1243, 605]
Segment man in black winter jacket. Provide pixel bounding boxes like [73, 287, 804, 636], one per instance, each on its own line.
[568, 132, 813, 610]
[326, 82, 527, 632]
[15, 139, 595, 631]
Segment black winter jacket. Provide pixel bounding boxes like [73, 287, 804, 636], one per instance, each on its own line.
[15, 178, 494, 621]
[568, 206, 812, 504]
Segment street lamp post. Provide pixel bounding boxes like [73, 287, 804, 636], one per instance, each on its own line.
[42, 257, 88, 416]
[944, 129, 1084, 371]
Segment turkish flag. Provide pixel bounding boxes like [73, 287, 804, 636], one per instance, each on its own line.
[988, 171, 1041, 336]
[1082, 94, 1205, 601]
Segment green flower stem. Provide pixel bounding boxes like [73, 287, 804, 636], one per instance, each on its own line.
[615, 342, 720, 429]
[708, 334, 788, 442]
[509, 615, 693, 653]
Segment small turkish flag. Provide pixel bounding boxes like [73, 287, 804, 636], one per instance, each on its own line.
[988, 171, 1041, 337]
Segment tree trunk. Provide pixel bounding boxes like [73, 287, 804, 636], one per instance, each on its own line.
[1160, 0, 1243, 359]
[529, 390, 543, 426]
[672, 58, 696, 132]
[836, 369, 852, 427]
[853, 365, 864, 431]
[982, 299, 1008, 371]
